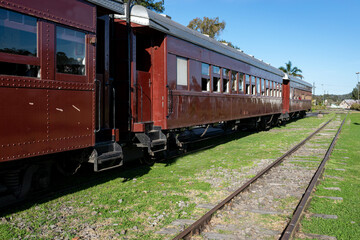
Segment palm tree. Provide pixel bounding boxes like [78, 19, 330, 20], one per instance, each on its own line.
[279, 61, 303, 79]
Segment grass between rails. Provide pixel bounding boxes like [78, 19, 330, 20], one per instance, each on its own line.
[298, 112, 360, 239]
[0, 114, 335, 240]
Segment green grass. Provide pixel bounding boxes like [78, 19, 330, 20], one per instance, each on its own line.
[0, 113, 336, 239]
[299, 112, 360, 239]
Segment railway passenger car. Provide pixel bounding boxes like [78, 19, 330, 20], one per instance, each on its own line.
[0, 0, 126, 197]
[0, 1, 312, 199]
[115, 5, 312, 155]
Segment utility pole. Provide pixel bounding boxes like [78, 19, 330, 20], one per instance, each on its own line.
[357, 72, 360, 101]
[313, 82, 316, 95]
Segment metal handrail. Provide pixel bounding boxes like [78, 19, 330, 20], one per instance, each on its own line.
[95, 79, 101, 133]
[112, 86, 116, 129]
[139, 84, 143, 122]
[166, 85, 173, 119]
[135, 83, 144, 122]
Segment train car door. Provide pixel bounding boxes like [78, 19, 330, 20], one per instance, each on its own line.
[95, 15, 115, 142]
[136, 71, 152, 122]
[135, 33, 153, 123]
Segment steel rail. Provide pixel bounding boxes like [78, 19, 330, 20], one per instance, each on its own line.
[173, 118, 334, 240]
[280, 113, 347, 240]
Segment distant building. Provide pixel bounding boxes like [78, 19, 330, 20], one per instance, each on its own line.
[339, 99, 360, 109]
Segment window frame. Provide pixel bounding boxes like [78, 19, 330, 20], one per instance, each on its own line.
[261, 78, 265, 96]
[212, 65, 221, 93]
[201, 62, 210, 92]
[55, 24, 88, 82]
[245, 74, 250, 94]
[222, 68, 230, 93]
[0, 8, 40, 78]
[230, 70, 237, 93]
[251, 76, 256, 95]
[238, 72, 244, 94]
[175, 56, 189, 88]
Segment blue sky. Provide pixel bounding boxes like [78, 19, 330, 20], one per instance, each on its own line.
[163, 0, 360, 95]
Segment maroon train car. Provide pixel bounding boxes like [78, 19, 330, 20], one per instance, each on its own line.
[114, 5, 312, 155]
[287, 74, 312, 115]
[0, 0, 126, 197]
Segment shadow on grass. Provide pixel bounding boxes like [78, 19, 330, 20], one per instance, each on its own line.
[0, 117, 300, 216]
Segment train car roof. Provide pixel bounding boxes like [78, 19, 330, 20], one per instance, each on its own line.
[284, 74, 312, 88]
[86, 0, 124, 14]
[116, 5, 286, 77]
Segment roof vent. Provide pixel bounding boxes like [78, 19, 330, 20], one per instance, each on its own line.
[160, 14, 171, 19]
[202, 33, 210, 37]
[221, 42, 228, 46]
[249, 55, 254, 58]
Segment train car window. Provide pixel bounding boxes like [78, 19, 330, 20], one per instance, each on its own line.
[202, 63, 209, 75]
[278, 84, 280, 97]
[202, 78, 210, 91]
[270, 81, 273, 97]
[176, 57, 188, 86]
[56, 26, 86, 75]
[257, 78, 260, 94]
[0, 62, 40, 78]
[245, 75, 250, 94]
[223, 68, 230, 93]
[251, 76, 256, 95]
[201, 63, 210, 91]
[265, 80, 269, 96]
[213, 66, 220, 75]
[213, 77, 220, 92]
[261, 79, 265, 96]
[0, 8, 40, 78]
[0, 8, 37, 57]
[231, 71, 237, 93]
[280, 84, 282, 97]
[212, 66, 220, 92]
[238, 72, 244, 92]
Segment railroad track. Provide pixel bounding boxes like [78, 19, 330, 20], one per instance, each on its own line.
[173, 114, 346, 240]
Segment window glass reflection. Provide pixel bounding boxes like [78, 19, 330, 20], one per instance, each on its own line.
[56, 26, 85, 75]
[231, 71, 237, 92]
[202, 63, 209, 75]
[213, 66, 220, 74]
[0, 8, 37, 56]
[238, 73, 244, 92]
[0, 61, 39, 78]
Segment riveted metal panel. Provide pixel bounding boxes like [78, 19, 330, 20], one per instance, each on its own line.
[0, 88, 48, 161]
[0, 0, 96, 32]
[0, 87, 94, 162]
[49, 90, 93, 139]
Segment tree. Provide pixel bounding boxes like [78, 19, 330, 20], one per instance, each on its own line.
[187, 17, 226, 39]
[279, 61, 304, 79]
[124, 0, 164, 13]
[351, 83, 359, 100]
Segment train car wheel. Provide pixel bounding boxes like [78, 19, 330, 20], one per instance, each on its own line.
[140, 155, 156, 166]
